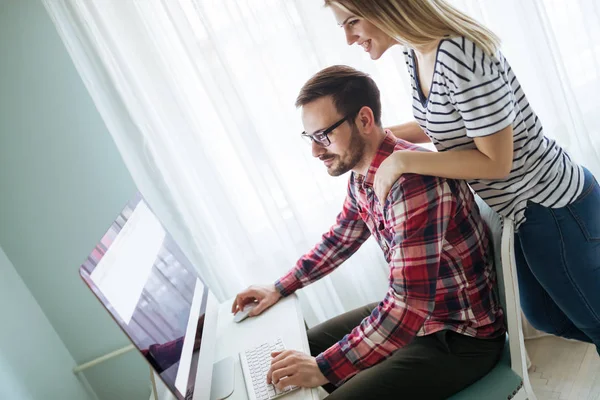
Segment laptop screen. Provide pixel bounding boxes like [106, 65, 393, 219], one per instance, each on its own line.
[80, 194, 209, 400]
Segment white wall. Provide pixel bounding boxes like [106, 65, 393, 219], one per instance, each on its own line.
[0, 246, 94, 400]
[0, 0, 150, 398]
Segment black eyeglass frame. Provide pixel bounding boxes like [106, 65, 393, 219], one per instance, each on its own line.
[300, 111, 359, 147]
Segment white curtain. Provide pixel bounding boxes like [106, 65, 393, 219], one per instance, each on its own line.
[43, 0, 600, 329]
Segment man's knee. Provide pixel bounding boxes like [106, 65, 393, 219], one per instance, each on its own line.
[306, 323, 329, 357]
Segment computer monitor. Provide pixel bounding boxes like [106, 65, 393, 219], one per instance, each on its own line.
[79, 193, 224, 400]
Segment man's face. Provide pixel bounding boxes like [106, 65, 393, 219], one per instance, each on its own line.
[301, 96, 366, 176]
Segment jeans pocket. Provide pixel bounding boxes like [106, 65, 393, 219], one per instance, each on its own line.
[567, 177, 600, 241]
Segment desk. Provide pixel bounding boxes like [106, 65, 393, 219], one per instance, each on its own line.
[151, 295, 322, 400]
[214, 294, 321, 400]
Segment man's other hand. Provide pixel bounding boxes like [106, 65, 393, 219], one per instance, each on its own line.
[267, 350, 328, 390]
[231, 284, 282, 317]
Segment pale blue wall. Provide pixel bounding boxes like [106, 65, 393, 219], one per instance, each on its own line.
[0, 0, 150, 398]
[0, 246, 93, 400]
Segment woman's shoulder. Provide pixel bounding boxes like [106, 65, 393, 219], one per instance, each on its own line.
[437, 36, 481, 66]
[437, 36, 502, 84]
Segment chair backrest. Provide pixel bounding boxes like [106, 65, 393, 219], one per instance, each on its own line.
[474, 196, 529, 380]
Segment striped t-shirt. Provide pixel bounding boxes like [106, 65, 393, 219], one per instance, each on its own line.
[403, 36, 583, 228]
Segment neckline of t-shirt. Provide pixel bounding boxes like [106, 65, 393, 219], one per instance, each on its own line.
[410, 38, 450, 108]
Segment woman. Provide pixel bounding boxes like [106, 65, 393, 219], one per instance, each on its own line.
[325, 0, 600, 352]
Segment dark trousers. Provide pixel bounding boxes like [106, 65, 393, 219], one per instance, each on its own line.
[307, 303, 505, 400]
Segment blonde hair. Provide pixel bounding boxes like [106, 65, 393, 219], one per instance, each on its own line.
[325, 0, 500, 56]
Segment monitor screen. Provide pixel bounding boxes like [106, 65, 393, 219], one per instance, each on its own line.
[80, 194, 211, 400]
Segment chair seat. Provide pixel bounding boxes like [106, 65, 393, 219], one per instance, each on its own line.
[448, 341, 523, 400]
[448, 198, 534, 400]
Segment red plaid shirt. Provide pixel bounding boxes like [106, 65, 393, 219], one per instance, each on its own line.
[275, 132, 505, 385]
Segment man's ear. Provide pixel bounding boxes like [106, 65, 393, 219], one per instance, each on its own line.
[357, 106, 377, 134]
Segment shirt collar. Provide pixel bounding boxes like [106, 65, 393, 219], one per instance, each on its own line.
[355, 130, 397, 189]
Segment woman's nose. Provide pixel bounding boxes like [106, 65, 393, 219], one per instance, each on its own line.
[344, 27, 358, 46]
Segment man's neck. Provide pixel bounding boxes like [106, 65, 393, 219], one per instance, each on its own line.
[352, 128, 387, 176]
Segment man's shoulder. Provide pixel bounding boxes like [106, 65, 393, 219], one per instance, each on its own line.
[387, 172, 471, 209]
[388, 172, 441, 200]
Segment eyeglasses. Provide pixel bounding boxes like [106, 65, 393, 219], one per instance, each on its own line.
[301, 114, 353, 147]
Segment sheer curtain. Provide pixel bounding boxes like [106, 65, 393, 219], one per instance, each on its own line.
[43, 0, 600, 329]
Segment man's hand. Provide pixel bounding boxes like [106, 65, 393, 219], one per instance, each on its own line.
[231, 284, 282, 317]
[266, 350, 329, 390]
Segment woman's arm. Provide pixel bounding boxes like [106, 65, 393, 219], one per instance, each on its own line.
[387, 121, 431, 144]
[404, 125, 513, 179]
[374, 125, 514, 201]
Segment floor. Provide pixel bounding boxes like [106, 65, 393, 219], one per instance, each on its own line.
[526, 336, 600, 399]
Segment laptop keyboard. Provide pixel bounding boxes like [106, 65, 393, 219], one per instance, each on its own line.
[239, 338, 299, 400]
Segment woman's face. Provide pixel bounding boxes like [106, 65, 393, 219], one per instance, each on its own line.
[331, 4, 397, 60]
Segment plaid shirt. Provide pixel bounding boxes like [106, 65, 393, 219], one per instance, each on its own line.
[275, 132, 505, 386]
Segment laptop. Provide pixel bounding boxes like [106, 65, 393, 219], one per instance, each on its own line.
[79, 193, 221, 400]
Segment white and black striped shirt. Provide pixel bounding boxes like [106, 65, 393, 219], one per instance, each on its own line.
[403, 36, 583, 228]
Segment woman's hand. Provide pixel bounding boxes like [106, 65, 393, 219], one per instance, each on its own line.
[374, 152, 409, 202]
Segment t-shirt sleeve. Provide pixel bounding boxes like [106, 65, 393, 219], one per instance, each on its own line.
[439, 38, 516, 138]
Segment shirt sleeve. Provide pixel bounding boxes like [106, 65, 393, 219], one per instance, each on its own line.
[440, 38, 515, 137]
[274, 183, 371, 297]
[315, 174, 455, 386]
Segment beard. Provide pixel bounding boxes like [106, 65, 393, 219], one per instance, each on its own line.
[326, 124, 366, 177]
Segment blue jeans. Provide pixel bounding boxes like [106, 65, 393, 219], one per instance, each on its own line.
[515, 166, 600, 354]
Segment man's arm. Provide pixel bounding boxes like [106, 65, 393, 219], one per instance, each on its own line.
[315, 174, 455, 385]
[275, 183, 371, 297]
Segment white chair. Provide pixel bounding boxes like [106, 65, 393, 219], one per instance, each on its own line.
[449, 197, 537, 400]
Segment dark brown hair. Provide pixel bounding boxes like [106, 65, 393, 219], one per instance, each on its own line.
[295, 65, 382, 126]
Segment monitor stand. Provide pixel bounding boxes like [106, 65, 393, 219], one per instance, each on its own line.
[210, 356, 235, 400]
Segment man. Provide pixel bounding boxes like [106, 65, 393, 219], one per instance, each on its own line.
[231, 66, 506, 399]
